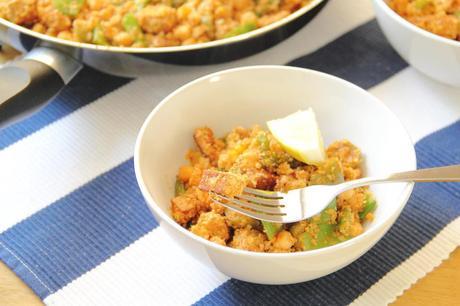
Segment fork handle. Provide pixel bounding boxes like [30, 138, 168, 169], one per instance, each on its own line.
[386, 165, 460, 182]
[342, 165, 460, 190]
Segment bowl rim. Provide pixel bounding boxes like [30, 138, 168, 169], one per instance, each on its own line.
[134, 65, 417, 258]
[374, 0, 460, 48]
[0, 0, 325, 54]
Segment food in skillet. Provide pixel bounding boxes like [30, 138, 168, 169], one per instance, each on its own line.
[0, 0, 312, 47]
[170, 109, 377, 253]
[388, 0, 460, 41]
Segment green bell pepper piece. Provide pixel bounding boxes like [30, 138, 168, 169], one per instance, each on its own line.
[122, 13, 140, 33]
[262, 221, 283, 240]
[309, 158, 344, 185]
[92, 26, 108, 45]
[300, 199, 338, 250]
[175, 179, 186, 196]
[359, 195, 377, 220]
[302, 159, 344, 250]
[302, 224, 339, 249]
[225, 23, 256, 38]
[53, 0, 85, 17]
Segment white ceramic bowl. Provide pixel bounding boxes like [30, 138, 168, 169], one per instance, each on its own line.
[134, 66, 416, 285]
[372, 0, 460, 87]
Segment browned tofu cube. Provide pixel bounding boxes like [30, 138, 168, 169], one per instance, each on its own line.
[193, 127, 224, 165]
[199, 169, 247, 197]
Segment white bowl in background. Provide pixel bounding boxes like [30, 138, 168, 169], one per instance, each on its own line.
[134, 66, 416, 284]
[372, 0, 460, 87]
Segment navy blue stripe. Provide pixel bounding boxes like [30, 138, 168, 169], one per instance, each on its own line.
[0, 66, 132, 149]
[0, 159, 157, 298]
[195, 121, 460, 306]
[287, 19, 408, 89]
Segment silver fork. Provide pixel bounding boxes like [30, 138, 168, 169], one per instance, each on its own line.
[210, 165, 460, 223]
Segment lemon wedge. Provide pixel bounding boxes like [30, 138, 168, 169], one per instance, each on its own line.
[267, 108, 326, 165]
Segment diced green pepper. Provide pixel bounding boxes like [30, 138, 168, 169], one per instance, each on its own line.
[359, 195, 377, 220]
[306, 223, 339, 249]
[92, 26, 108, 45]
[309, 158, 344, 185]
[122, 13, 140, 33]
[454, 11, 460, 19]
[300, 199, 338, 250]
[257, 133, 270, 151]
[301, 223, 338, 250]
[262, 221, 283, 240]
[53, 0, 85, 17]
[225, 23, 257, 38]
[300, 231, 315, 249]
[415, 0, 431, 9]
[175, 179, 186, 196]
[320, 198, 336, 222]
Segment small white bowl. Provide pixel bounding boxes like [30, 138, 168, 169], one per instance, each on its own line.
[372, 0, 460, 87]
[134, 66, 416, 284]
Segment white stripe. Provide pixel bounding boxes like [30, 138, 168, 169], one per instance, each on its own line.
[369, 68, 460, 142]
[0, 0, 374, 232]
[0, 77, 158, 232]
[43, 217, 460, 306]
[44, 226, 229, 306]
[350, 217, 460, 306]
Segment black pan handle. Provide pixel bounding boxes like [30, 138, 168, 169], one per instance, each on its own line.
[0, 46, 82, 128]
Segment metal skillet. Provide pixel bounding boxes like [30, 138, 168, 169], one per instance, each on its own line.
[0, 0, 327, 127]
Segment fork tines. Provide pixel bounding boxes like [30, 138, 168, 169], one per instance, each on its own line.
[242, 187, 284, 199]
[209, 188, 286, 222]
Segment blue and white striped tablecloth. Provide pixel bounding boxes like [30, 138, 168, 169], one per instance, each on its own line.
[1, 0, 459, 305]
